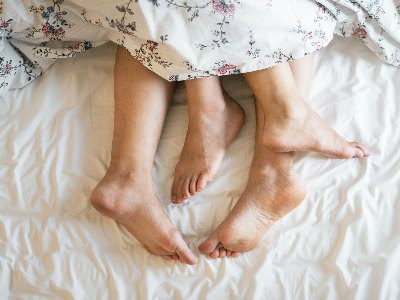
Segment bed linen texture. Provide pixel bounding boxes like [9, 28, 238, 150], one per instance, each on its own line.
[1, 0, 399, 100]
[1, 37, 400, 299]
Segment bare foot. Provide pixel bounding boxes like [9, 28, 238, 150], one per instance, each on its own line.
[259, 91, 369, 158]
[90, 170, 198, 265]
[171, 90, 245, 203]
[199, 146, 306, 258]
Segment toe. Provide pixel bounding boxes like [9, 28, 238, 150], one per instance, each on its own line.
[337, 141, 371, 159]
[230, 252, 241, 258]
[171, 176, 180, 202]
[352, 146, 364, 159]
[219, 248, 226, 258]
[330, 142, 359, 159]
[173, 254, 179, 261]
[209, 248, 220, 259]
[198, 231, 220, 254]
[163, 255, 173, 261]
[197, 173, 207, 192]
[181, 178, 191, 200]
[175, 177, 185, 203]
[351, 142, 370, 157]
[189, 175, 199, 196]
[174, 235, 198, 265]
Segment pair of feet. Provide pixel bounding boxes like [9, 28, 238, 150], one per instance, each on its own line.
[90, 80, 369, 265]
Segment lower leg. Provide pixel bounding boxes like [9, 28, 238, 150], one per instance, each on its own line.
[90, 46, 197, 264]
[243, 58, 369, 158]
[199, 101, 306, 258]
[171, 76, 245, 203]
[289, 53, 314, 100]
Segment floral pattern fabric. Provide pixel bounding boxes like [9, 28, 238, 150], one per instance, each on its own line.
[318, 0, 400, 66]
[0, 0, 399, 99]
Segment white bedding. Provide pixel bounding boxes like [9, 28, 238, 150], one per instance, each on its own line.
[1, 37, 400, 299]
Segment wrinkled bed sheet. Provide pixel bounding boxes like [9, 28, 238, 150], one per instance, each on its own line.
[1, 37, 400, 299]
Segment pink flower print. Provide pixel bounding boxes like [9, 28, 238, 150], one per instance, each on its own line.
[68, 43, 81, 51]
[212, 0, 235, 15]
[147, 41, 158, 52]
[5, 63, 12, 74]
[0, 21, 9, 29]
[217, 63, 236, 74]
[41, 22, 65, 38]
[317, 3, 328, 13]
[353, 28, 367, 39]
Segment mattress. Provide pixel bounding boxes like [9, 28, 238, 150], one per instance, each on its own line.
[1, 36, 399, 299]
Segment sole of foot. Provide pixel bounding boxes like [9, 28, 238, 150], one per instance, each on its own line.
[90, 170, 198, 265]
[171, 93, 245, 203]
[199, 149, 306, 258]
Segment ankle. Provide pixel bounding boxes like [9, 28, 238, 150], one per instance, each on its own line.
[91, 169, 151, 218]
[189, 106, 227, 120]
[109, 156, 152, 173]
[262, 91, 308, 122]
[251, 146, 294, 171]
[107, 162, 153, 183]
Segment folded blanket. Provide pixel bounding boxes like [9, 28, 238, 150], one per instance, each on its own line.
[1, 0, 399, 100]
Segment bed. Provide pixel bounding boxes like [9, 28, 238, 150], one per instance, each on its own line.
[1, 36, 399, 299]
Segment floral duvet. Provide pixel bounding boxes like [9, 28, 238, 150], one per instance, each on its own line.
[1, 0, 399, 99]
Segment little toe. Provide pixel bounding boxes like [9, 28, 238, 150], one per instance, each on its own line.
[173, 254, 179, 261]
[171, 194, 177, 203]
[226, 250, 232, 257]
[198, 231, 220, 254]
[175, 177, 185, 203]
[171, 176, 180, 202]
[163, 255, 174, 261]
[189, 175, 199, 196]
[230, 252, 241, 258]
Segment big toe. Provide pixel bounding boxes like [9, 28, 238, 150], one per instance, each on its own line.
[198, 231, 220, 254]
[327, 141, 368, 159]
[340, 142, 368, 159]
[350, 142, 370, 157]
[171, 176, 190, 204]
[175, 235, 198, 265]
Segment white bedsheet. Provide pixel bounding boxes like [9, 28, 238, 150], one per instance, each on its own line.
[1, 37, 400, 299]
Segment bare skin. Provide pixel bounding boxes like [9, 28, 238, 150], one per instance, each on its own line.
[199, 99, 306, 258]
[198, 145, 306, 257]
[90, 46, 197, 265]
[244, 58, 370, 158]
[199, 54, 369, 258]
[171, 77, 245, 203]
